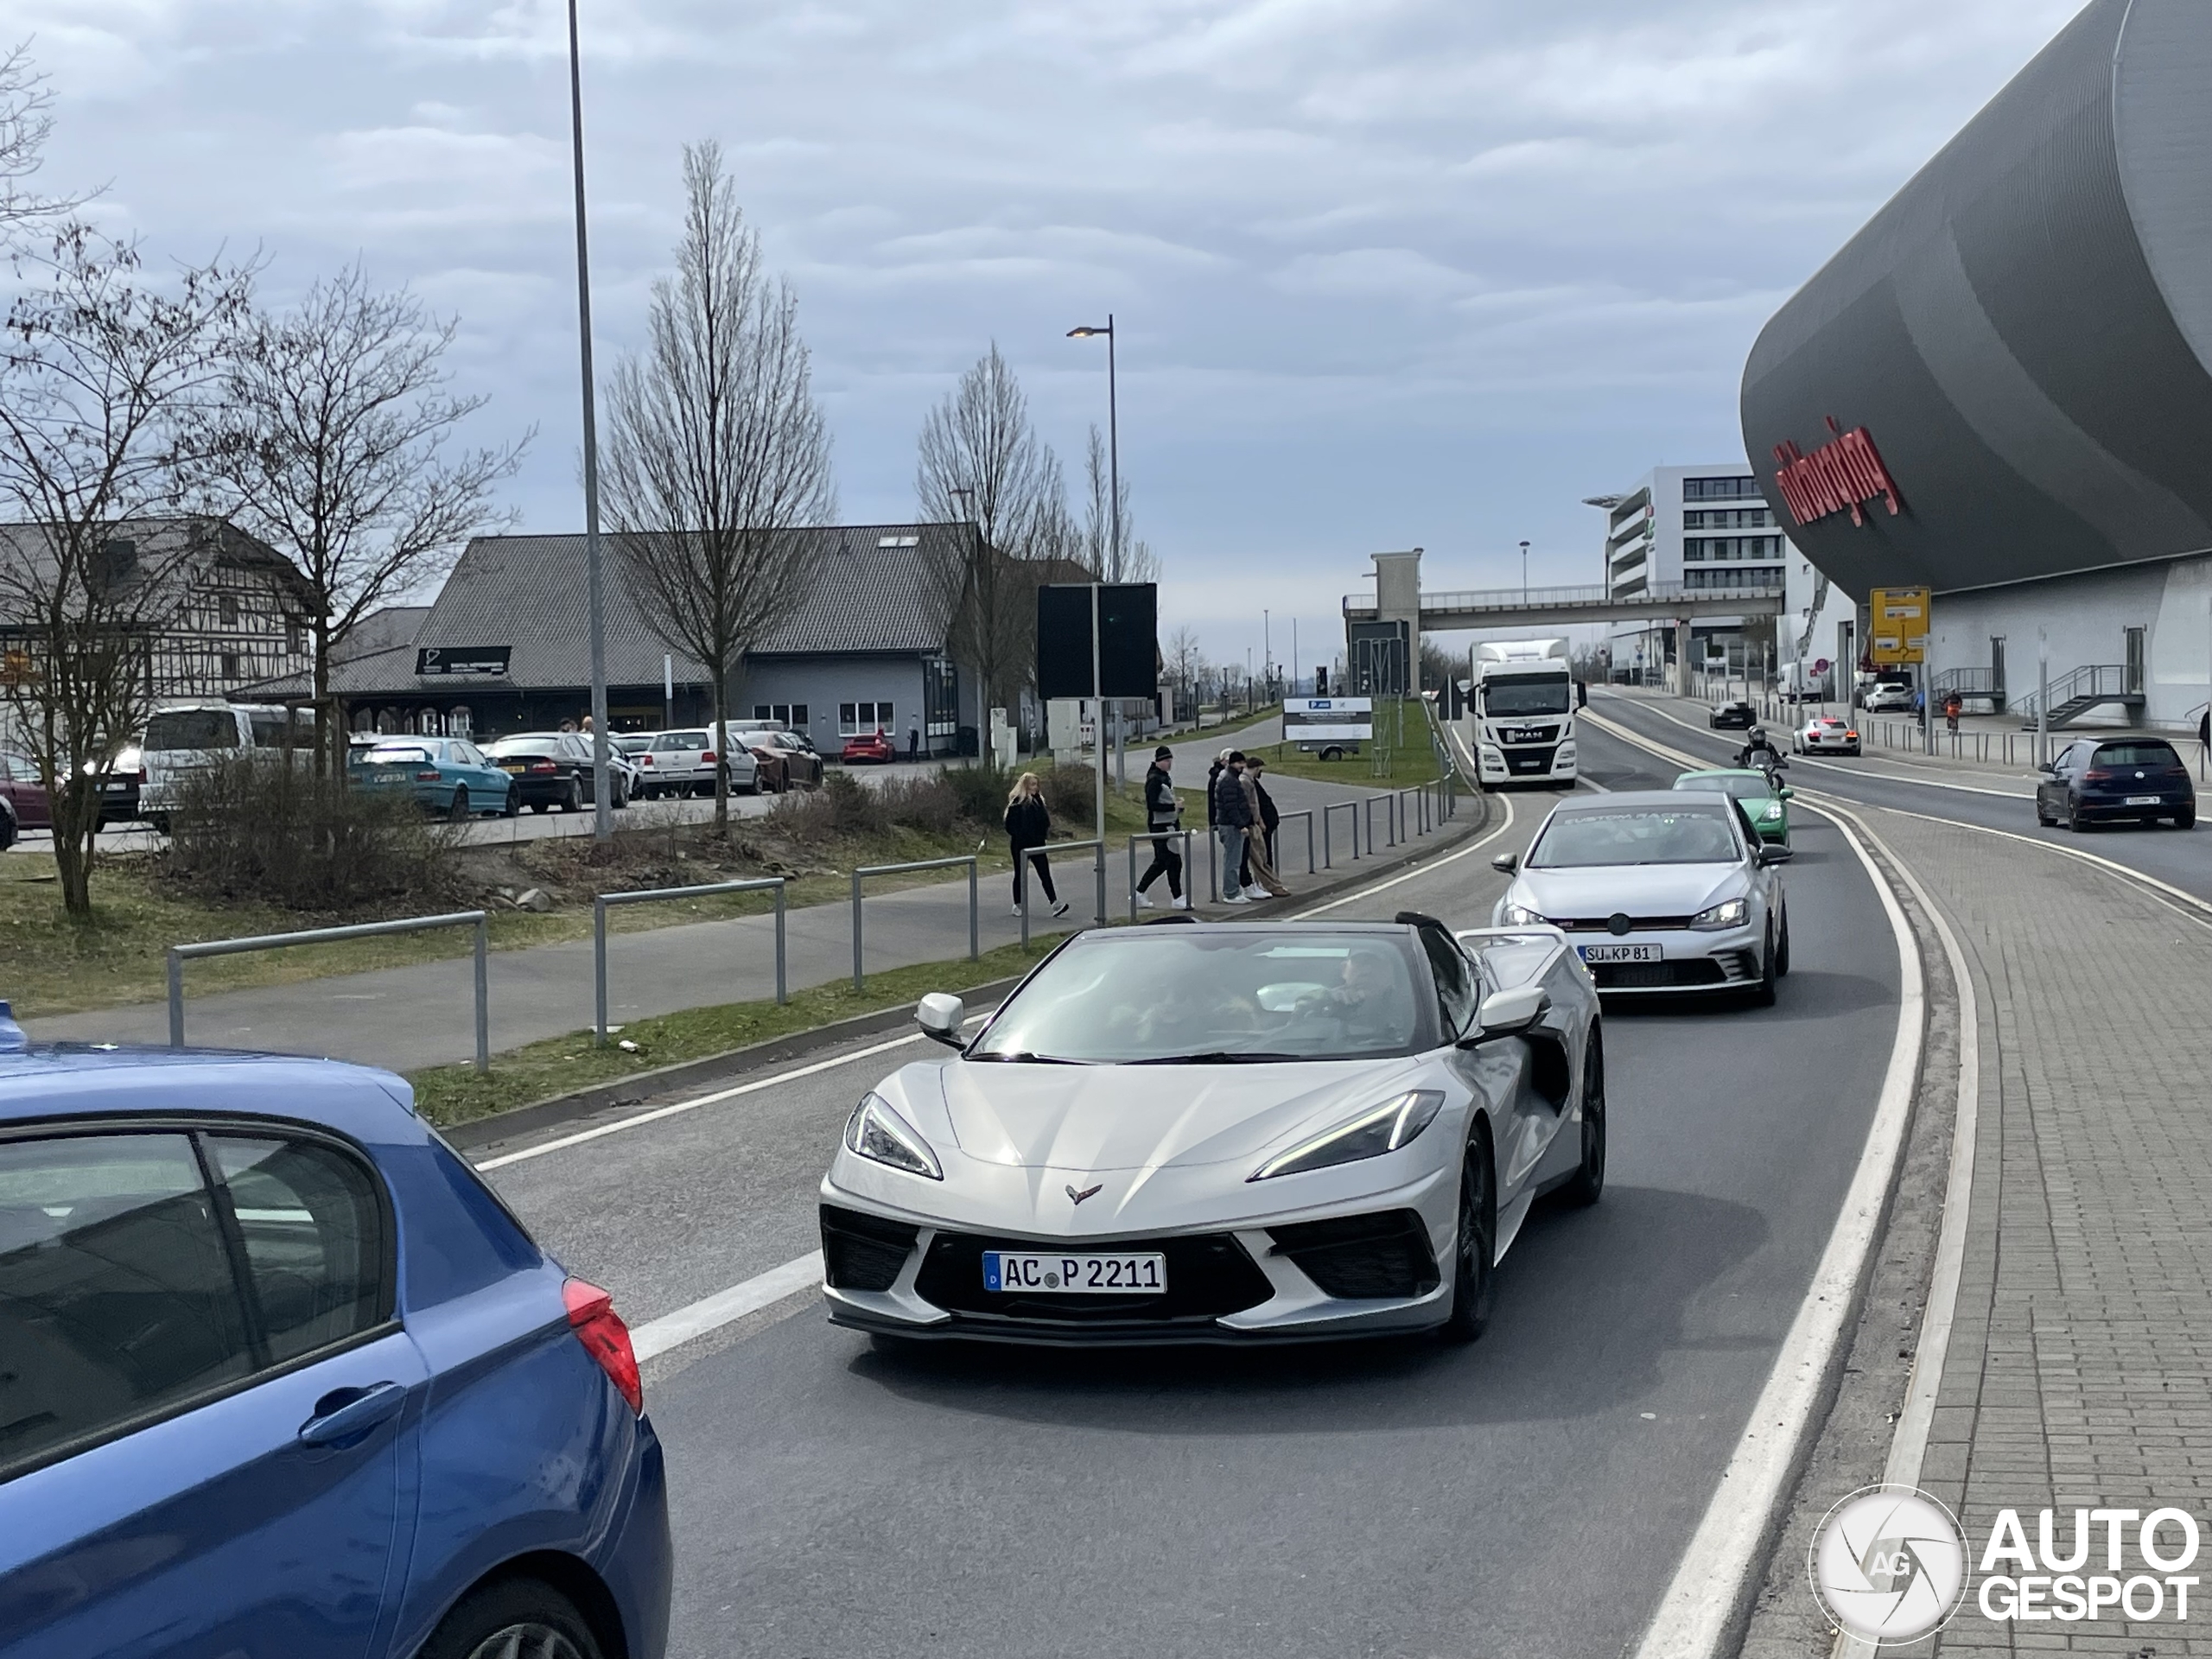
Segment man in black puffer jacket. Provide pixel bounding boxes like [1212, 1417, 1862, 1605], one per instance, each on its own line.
[1135, 747, 1188, 909]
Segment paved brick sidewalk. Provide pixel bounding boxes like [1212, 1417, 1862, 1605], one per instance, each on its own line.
[1868, 806, 2212, 1655]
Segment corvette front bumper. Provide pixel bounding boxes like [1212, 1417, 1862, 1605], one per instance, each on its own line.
[818, 1165, 1459, 1346]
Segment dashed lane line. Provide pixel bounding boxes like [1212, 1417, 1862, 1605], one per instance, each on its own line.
[630, 1251, 823, 1362]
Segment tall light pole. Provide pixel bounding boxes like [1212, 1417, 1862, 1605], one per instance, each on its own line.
[566, 0, 610, 841]
[1068, 317, 1118, 846]
[1520, 539, 1531, 605]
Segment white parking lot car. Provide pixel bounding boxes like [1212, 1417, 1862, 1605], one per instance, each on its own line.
[1792, 715, 1862, 756]
[819, 915, 1605, 1347]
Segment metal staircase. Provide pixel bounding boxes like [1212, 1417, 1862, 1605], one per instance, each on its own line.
[2008, 664, 2143, 731]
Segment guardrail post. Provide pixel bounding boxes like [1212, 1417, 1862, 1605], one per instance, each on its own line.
[967, 859, 978, 963]
[851, 869, 864, 991]
[1322, 806, 1332, 869]
[1128, 836, 1139, 922]
[594, 896, 610, 1046]
[1094, 843, 1106, 927]
[473, 915, 490, 1072]
[775, 885, 790, 1001]
[168, 949, 184, 1048]
[1020, 861, 1031, 950]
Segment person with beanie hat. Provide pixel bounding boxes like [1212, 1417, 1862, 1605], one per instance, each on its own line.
[1135, 746, 1189, 908]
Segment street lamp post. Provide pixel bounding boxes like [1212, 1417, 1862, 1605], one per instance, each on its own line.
[565, 0, 610, 841]
[1520, 539, 1530, 605]
[1067, 317, 1118, 847]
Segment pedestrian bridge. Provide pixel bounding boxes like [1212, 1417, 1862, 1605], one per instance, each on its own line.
[1343, 578, 1787, 632]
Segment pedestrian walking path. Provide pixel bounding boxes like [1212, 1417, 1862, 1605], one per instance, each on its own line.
[28, 777, 1471, 1072]
[1853, 806, 2212, 1654]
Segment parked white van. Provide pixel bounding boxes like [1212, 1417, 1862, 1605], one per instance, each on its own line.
[140, 701, 315, 830]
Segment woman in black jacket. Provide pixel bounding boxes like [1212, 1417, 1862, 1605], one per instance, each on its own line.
[1003, 772, 1069, 917]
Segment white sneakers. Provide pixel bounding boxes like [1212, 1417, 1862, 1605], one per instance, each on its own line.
[1220, 891, 1249, 906]
[1135, 893, 1156, 909]
[1010, 903, 1024, 917]
[1172, 895, 1193, 910]
[1244, 885, 1271, 901]
[1051, 900, 1070, 918]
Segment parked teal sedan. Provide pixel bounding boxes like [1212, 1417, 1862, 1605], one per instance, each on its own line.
[1672, 767, 1793, 852]
[351, 738, 517, 819]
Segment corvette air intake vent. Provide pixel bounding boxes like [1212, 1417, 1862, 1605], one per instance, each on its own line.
[1268, 1210, 1440, 1300]
[820, 1205, 919, 1292]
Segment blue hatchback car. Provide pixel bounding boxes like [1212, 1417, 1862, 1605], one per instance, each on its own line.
[0, 1027, 671, 1659]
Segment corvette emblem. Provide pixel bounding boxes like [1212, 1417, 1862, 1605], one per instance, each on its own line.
[1066, 1182, 1103, 1205]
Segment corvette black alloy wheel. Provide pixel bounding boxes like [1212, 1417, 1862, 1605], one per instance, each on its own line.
[1441, 1141, 1496, 1343]
[1565, 1031, 1605, 1206]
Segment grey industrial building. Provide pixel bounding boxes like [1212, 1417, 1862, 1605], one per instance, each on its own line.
[1740, 0, 2212, 730]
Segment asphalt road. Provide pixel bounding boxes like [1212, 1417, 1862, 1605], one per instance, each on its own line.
[476, 724, 1907, 1659]
[1587, 690, 2210, 902]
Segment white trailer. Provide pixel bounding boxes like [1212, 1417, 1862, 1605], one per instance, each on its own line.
[1467, 639, 1578, 789]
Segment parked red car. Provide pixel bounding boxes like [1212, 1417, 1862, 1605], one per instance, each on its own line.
[0, 753, 53, 849]
[840, 728, 896, 765]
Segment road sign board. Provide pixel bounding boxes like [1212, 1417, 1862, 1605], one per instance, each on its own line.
[1867, 587, 1930, 665]
[1814, 658, 1830, 675]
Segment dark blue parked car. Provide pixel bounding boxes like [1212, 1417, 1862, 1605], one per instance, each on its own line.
[0, 1023, 671, 1659]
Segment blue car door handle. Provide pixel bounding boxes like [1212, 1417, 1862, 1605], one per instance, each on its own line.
[298, 1381, 408, 1446]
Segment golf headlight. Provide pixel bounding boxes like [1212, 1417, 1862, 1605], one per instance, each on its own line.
[1759, 802, 1782, 820]
[1250, 1090, 1446, 1181]
[1499, 902, 1545, 927]
[1692, 897, 1749, 931]
[844, 1092, 943, 1179]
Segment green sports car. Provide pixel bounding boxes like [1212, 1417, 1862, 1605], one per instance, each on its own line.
[1672, 767, 1794, 851]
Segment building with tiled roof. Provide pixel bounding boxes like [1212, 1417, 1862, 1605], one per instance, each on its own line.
[251, 524, 985, 756]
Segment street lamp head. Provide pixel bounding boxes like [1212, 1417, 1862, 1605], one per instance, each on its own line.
[1067, 324, 1111, 339]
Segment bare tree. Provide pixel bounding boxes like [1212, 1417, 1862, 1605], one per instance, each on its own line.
[196, 264, 526, 773]
[1164, 624, 1203, 722]
[1077, 423, 1159, 584]
[916, 344, 1067, 715]
[602, 140, 835, 835]
[0, 225, 254, 916]
[0, 45, 81, 239]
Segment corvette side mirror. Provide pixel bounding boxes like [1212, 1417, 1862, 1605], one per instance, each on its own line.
[915, 992, 966, 1048]
[1491, 852, 1519, 874]
[1461, 986, 1549, 1046]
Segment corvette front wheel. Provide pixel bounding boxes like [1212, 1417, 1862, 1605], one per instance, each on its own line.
[1562, 1031, 1605, 1207]
[1439, 1139, 1496, 1344]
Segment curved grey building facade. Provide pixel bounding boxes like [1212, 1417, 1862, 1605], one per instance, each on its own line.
[1741, 0, 2212, 726]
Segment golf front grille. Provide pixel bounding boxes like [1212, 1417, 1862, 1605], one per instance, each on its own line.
[914, 1230, 1273, 1325]
[1588, 958, 1732, 989]
[821, 1205, 920, 1292]
[1267, 1210, 1440, 1300]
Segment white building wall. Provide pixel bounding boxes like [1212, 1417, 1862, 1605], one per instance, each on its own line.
[1602, 463, 1794, 676]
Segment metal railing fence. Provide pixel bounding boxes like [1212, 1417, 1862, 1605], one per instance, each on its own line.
[168, 910, 490, 1072]
[852, 856, 979, 989]
[1019, 838, 1108, 948]
[595, 879, 786, 1045]
[1124, 830, 1197, 920]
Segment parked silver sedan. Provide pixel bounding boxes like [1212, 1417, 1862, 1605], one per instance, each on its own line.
[1491, 791, 1789, 1004]
[818, 915, 1605, 1347]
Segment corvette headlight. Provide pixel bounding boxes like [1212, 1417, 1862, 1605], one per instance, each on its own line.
[1250, 1090, 1446, 1182]
[1498, 902, 1545, 927]
[844, 1092, 943, 1179]
[1691, 897, 1749, 931]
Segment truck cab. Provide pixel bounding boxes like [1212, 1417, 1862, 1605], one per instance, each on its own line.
[1468, 640, 1578, 790]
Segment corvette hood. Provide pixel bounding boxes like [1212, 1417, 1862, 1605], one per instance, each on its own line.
[1514, 862, 1742, 919]
[934, 1058, 1417, 1173]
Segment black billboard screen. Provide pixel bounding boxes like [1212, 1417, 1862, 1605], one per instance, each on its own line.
[1036, 583, 1157, 701]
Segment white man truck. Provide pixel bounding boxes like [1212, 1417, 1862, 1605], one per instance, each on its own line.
[1468, 639, 1579, 789]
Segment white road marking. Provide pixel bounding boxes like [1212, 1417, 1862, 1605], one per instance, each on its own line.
[630, 1251, 823, 1361]
[1819, 802, 1983, 1659]
[1629, 793, 1927, 1659]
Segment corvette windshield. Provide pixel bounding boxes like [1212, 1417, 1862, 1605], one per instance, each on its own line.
[1529, 808, 1740, 868]
[969, 931, 1433, 1064]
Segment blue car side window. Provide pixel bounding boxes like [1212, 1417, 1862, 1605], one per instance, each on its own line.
[209, 1136, 391, 1365]
[386, 1136, 541, 1308]
[0, 1132, 257, 1478]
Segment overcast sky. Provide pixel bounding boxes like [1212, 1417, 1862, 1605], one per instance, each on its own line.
[20, 0, 2084, 674]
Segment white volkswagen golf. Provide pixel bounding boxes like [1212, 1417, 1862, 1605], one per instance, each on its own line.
[817, 915, 1604, 1347]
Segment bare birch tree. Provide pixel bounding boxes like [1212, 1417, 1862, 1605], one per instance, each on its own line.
[915, 344, 1067, 715]
[0, 225, 254, 916]
[1076, 423, 1158, 583]
[602, 140, 834, 835]
[0, 45, 81, 238]
[194, 264, 527, 773]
